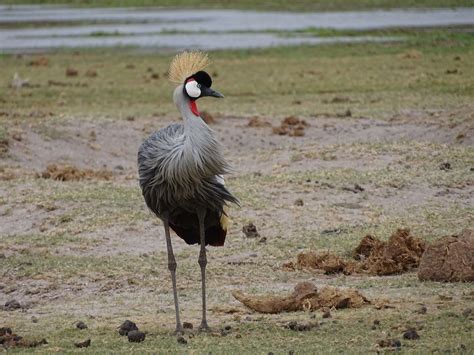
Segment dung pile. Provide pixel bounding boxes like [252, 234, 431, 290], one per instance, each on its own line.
[284, 229, 426, 276]
[232, 281, 369, 314]
[355, 229, 426, 275]
[40, 164, 112, 181]
[293, 251, 347, 274]
[272, 116, 308, 137]
[0, 327, 47, 349]
[418, 229, 474, 282]
[247, 116, 271, 128]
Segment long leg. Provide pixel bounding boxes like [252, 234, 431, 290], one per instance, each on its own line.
[197, 208, 210, 331]
[163, 215, 183, 334]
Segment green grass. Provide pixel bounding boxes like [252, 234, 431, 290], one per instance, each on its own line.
[1, 0, 473, 11]
[1, 29, 473, 123]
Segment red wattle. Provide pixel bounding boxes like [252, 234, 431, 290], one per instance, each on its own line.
[189, 100, 200, 116]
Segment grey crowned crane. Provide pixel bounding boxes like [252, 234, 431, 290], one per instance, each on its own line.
[137, 52, 238, 333]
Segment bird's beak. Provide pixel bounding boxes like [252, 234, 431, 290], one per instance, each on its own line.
[201, 86, 224, 98]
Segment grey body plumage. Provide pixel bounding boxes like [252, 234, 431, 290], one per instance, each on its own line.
[138, 85, 238, 245]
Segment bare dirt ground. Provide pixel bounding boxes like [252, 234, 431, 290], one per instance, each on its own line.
[0, 41, 473, 350]
[1, 111, 472, 347]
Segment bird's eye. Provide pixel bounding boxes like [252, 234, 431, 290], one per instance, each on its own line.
[197, 84, 201, 88]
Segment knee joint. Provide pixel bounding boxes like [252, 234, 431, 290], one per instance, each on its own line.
[168, 260, 177, 272]
[198, 257, 207, 268]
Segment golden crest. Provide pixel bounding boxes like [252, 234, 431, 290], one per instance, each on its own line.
[168, 51, 211, 83]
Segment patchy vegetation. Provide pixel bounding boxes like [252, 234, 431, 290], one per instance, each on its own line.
[0, 26, 473, 353]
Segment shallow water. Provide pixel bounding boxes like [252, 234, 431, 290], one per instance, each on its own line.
[1, 6, 473, 53]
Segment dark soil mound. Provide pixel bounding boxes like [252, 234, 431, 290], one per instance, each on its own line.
[418, 229, 474, 282]
[232, 281, 369, 314]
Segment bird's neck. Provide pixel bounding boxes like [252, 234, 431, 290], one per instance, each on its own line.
[171, 85, 229, 181]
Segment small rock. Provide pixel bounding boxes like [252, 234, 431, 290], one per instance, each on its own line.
[74, 339, 91, 348]
[242, 223, 260, 238]
[0, 327, 12, 336]
[31, 316, 39, 323]
[417, 305, 427, 314]
[258, 236, 267, 244]
[4, 299, 21, 310]
[439, 162, 451, 171]
[285, 321, 317, 331]
[294, 199, 304, 206]
[66, 68, 78, 77]
[403, 328, 420, 340]
[76, 321, 87, 330]
[462, 308, 472, 318]
[128, 330, 146, 343]
[224, 325, 232, 331]
[373, 319, 380, 326]
[377, 338, 401, 348]
[118, 320, 139, 336]
[125, 64, 135, 69]
[183, 322, 193, 329]
[322, 311, 331, 319]
[177, 335, 187, 344]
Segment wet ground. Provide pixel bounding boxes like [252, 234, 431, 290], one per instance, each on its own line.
[1, 6, 474, 52]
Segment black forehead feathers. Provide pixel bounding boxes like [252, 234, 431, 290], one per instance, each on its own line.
[189, 70, 212, 88]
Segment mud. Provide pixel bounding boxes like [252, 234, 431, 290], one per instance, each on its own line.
[284, 229, 426, 276]
[40, 164, 112, 181]
[232, 282, 369, 314]
[418, 229, 474, 282]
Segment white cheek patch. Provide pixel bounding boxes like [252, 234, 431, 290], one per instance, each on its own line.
[185, 80, 201, 98]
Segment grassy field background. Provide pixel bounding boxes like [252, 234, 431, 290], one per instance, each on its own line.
[0, 13, 473, 355]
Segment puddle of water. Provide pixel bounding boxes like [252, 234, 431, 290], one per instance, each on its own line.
[1, 6, 473, 53]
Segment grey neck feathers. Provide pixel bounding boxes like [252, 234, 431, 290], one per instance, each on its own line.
[159, 86, 229, 193]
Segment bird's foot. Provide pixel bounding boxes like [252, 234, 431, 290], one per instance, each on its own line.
[173, 325, 184, 335]
[198, 322, 211, 333]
